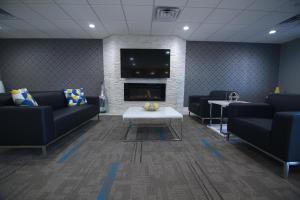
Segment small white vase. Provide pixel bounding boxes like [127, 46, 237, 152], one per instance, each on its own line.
[0, 81, 5, 93]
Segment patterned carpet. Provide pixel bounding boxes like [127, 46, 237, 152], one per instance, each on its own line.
[0, 115, 300, 200]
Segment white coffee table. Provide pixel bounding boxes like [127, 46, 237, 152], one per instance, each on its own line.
[122, 107, 183, 141]
[207, 100, 248, 135]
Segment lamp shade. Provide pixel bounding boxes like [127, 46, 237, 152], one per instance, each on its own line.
[0, 81, 5, 93]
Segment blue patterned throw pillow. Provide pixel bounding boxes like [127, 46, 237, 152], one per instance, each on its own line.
[11, 88, 38, 106]
[64, 88, 87, 106]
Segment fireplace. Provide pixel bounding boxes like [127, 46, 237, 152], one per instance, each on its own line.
[124, 83, 166, 101]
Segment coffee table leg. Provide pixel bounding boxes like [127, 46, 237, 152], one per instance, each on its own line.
[209, 103, 212, 126]
[220, 106, 223, 133]
[123, 120, 131, 140]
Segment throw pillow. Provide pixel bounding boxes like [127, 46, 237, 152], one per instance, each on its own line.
[11, 88, 38, 106]
[64, 88, 87, 106]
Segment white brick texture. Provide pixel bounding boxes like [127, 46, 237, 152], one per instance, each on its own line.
[103, 35, 186, 114]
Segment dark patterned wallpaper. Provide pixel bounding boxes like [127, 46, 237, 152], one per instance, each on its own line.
[184, 41, 280, 106]
[0, 39, 103, 96]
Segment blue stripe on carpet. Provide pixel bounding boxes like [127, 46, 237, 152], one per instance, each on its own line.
[201, 139, 224, 159]
[159, 129, 166, 140]
[97, 163, 120, 200]
[56, 143, 81, 163]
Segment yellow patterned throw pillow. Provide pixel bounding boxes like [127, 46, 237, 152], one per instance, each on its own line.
[11, 88, 38, 106]
[64, 88, 87, 106]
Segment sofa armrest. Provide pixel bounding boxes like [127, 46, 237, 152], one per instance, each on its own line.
[86, 96, 100, 107]
[0, 106, 55, 146]
[270, 112, 300, 161]
[228, 103, 273, 118]
[189, 95, 210, 103]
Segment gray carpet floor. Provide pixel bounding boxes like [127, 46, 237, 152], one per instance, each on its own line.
[0, 115, 300, 200]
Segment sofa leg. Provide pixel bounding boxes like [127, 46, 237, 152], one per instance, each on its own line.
[284, 162, 290, 178]
[42, 146, 47, 156]
[226, 132, 230, 141]
[201, 118, 205, 124]
[97, 114, 100, 121]
[188, 111, 190, 116]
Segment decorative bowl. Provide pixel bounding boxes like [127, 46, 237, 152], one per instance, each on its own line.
[144, 102, 159, 111]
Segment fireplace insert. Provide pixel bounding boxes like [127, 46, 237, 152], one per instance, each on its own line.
[124, 83, 166, 101]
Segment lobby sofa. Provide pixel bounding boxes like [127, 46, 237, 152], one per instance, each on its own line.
[0, 91, 99, 155]
[188, 90, 235, 123]
[227, 94, 300, 177]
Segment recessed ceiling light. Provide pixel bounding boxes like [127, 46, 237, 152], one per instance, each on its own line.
[89, 23, 95, 28]
[269, 29, 277, 35]
[183, 25, 189, 31]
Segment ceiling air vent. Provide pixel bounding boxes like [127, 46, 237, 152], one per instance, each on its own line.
[279, 14, 300, 25]
[0, 8, 16, 20]
[155, 7, 181, 22]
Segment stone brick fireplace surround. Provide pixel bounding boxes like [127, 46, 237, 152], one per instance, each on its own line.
[103, 35, 186, 115]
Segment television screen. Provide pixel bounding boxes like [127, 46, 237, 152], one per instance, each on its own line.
[121, 49, 170, 78]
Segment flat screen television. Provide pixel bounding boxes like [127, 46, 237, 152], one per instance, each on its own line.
[121, 49, 170, 78]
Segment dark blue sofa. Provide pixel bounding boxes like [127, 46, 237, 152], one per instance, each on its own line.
[0, 91, 99, 155]
[228, 94, 300, 177]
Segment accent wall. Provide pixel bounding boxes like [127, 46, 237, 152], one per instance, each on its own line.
[278, 38, 300, 94]
[184, 41, 280, 106]
[0, 39, 104, 96]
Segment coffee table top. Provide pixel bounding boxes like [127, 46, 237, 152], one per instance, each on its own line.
[123, 107, 183, 120]
[208, 100, 248, 107]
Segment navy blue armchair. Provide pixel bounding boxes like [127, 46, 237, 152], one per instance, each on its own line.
[227, 94, 300, 177]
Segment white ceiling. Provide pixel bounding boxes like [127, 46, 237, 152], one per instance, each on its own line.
[0, 0, 299, 43]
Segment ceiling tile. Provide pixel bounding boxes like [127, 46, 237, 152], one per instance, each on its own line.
[229, 10, 268, 25]
[26, 19, 63, 31]
[0, 19, 35, 30]
[207, 24, 246, 41]
[178, 7, 212, 22]
[103, 21, 128, 34]
[76, 19, 107, 33]
[0, 24, 13, 31]
[151, 21, 176, 35]
[189, 23, 223, 40]
[0, 0, 22, 4]
[60, 4, 98, 20]
[248, 0, 287, 11]
[122, 0, 153, 6]
[127, 20, 151, 34]
[68, 31, 91, 38]
[124, 6, 153, 21]
[88, 0, 121, 4]
[173, 22, 199, 39]
[255, 12, 295, 27]
[204, 8, 241, 24]
[21, 0, 54, 3]
[28, 3, 70, 20]
[187, 0, 221, 8]
[54, 0, 88, 5]
[93, 5, 125, 20]
[155, 0, 188, 7]
[218, 0, 255, 9]
[0, 4, 42, 19]
[275, 1, 300, 13]
[51, 19, 82, 30]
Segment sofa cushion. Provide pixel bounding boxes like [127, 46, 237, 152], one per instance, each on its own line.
[33, 91, 67, 110]
[229, 118, 272, 149]
[53, 104, 98, 136]
[64, 88, 87, 106]
[11, 88, 39, 107]
[266, 94, 300, 113]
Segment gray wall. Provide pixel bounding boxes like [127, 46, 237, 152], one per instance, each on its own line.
[0, 39, 103, 96]
[184, 41, 280, 106]
[278, 38, 300, 94]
